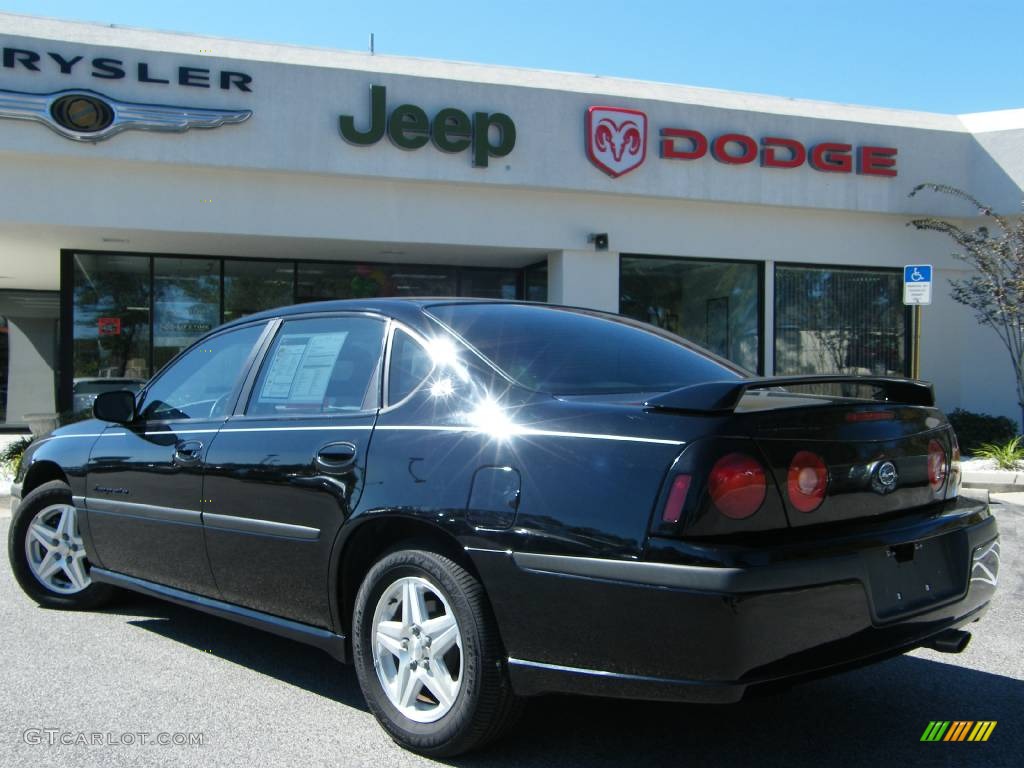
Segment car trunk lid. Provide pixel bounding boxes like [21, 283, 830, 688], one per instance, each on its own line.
[743, 400, 953, 528]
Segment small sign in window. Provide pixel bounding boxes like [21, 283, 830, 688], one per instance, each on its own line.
[97, 317, 121, 336]
[259, 332, 349, 403]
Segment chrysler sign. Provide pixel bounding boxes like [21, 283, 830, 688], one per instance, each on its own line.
[586, 105, 898, 179]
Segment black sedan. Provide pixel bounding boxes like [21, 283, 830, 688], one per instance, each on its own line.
[7, 299, 999, 756]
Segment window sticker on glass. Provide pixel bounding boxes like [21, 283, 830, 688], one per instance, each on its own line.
[260, 332, 349, 402]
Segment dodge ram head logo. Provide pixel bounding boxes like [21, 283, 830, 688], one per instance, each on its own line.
[586, 106, 647, 178]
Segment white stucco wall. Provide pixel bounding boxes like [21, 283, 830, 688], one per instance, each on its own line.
[0, 14, 1020, 423]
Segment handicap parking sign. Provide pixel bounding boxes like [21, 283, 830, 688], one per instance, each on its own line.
[903, 265, 932, 305]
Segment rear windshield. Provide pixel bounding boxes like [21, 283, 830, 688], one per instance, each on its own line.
[428, 303, 742, 395]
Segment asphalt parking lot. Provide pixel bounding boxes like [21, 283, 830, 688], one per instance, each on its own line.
[1, 498, 1021, 768]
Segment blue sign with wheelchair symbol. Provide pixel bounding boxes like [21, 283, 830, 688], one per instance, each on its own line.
[903, 264, 933, 305]
[905, 265, 931, 284]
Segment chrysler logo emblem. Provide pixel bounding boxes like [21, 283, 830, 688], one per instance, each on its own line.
[873, 460, 899, 494]
[51, 94, 114, 134]
[0, 87, 252, 142]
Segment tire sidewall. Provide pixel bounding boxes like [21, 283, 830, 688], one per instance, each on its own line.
[352, 550, 485, 749]
[7, 481, 111, 609]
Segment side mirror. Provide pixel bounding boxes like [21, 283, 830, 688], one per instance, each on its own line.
[93, 390, 137, 424]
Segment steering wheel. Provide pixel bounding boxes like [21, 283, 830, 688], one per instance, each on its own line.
[209, 392, 233, 419]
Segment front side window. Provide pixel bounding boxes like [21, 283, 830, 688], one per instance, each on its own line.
[139, 323, 266, 421]
[248, 316, 385, 417]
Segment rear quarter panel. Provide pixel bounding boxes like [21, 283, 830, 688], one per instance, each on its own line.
[359, 391, 707, 558]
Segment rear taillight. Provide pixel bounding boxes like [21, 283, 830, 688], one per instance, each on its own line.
[661, 474, 692, 523]
[708, 453, 766, 519]
[928, 439, 948, 492]
[787, 451, 828, 512]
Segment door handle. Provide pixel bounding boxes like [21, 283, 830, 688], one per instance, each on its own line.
[316, 442, 358, 474]
[173, 440, 204, 466]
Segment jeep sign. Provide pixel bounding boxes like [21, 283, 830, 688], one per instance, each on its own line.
[339, 85, 515, 167]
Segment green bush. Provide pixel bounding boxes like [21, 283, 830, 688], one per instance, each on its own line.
[974, 436, 1024, 470]
[0, 436, 32, 477]
[947, 409, 1018, 454]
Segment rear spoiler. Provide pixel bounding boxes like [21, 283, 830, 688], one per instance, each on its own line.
[643, 375, 935, 413]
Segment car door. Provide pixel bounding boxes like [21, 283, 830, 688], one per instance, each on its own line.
[201, 313, 386, 627]
[85, 321, 269, 595]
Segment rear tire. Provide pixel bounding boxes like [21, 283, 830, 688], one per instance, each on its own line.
[8, 480, 115, 610]
[352, 548, 522, 756]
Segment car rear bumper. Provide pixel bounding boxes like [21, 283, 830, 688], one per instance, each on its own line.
[469, 495, 998, 703]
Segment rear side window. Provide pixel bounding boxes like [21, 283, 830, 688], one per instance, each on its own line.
[248, 316, 385, 416]
[428, 303, 741, 395]
[388, 329, 434, 404]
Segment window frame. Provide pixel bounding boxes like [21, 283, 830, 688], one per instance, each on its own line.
[59, 249, 539, 414]
[771, 261, 911, 378]
[381, 321, 438, 411]
[134, 319, 273, 424]
[618, 253, 765, 376]
[234, 311, 390, 421]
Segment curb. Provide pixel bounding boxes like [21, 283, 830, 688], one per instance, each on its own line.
[964, 482, 1024, 494]
[962, 468, 1024, 494]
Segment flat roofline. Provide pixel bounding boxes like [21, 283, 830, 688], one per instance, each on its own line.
[3, 11, 1019, 132]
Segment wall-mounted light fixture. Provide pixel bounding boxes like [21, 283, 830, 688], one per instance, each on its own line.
[587, 233, 609, 251]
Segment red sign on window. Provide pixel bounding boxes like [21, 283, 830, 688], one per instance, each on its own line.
[97, 317, 121, 336]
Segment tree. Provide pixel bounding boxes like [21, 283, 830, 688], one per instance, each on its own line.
[907, 183, 1024, 431]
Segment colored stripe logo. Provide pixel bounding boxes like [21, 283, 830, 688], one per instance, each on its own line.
[920, 721, 997, 742]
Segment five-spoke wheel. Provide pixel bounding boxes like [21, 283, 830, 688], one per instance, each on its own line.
[353, 548, 521, 756]
[372, 575, 463, 722]
[24, 503, 90, 594]
[8, 480, 114, 609]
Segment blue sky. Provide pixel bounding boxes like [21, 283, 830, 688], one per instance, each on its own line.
[2, 0, 1021, 114]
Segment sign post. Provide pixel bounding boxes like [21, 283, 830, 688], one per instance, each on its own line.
[903, 265, 933, 379]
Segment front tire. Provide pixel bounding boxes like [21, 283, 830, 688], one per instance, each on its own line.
[8, 480, 115, 609]
[352, 548, 521, 756]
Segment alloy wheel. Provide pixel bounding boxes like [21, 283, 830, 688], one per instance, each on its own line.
[24, 503, 90, 595]
[371, 575, 463, 723]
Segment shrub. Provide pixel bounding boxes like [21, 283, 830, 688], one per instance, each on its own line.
[974, 436, 1024, 470]
[0, 436, 32, 477]
[946, 408, 1018, 454]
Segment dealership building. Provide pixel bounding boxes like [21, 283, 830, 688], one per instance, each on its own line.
[1, 12, 1022, 430]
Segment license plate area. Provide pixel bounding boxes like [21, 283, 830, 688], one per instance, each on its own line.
[862, 531, 968, 620]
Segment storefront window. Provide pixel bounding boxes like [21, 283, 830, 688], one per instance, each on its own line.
[296, 262, 457, 301]
[388, 266, 458, 297]
[153, 257, 220, 371]
[459, 269, 518, 299]
[296, 262, 520, 302]
[620, 256, 761, 373]
[72, 254, 150, 382]
[224, 260, 294, 322]
[774, 265, 906, 376]
[524, 262, 548, 302]
[67, 253, 533, 412]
